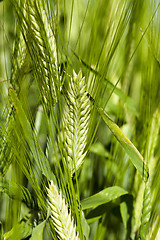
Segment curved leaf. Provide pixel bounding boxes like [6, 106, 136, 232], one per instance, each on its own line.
[81, 186, 128, 210]
[97, 107, 149, 181]
[30, 221, 46, 240]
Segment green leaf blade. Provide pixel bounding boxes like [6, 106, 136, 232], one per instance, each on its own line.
[4, 222, 32, 240]
[81, 186, 128, 210]
[30, 221, 46, 240]
[97, 107, 149, 181]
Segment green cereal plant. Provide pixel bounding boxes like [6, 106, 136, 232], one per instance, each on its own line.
[47, 181, 80, 240]
[0, 0, 160, 239]
[62, 70, 90, 175]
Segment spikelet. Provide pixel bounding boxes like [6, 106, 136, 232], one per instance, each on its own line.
[40, 8, 58, 69]
[63, 71, 90, 175]
[11, 32, 26, 78]
[11, 1, 27, 85]
[27, 0, 57, 103]
[140, 179, 151, 240]
[47, 181, 80, 240]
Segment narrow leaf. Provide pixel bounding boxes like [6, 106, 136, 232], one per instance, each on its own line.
[97, 107, 149, 181]
[0, 221, 3, 239]
[8, 88, 54, 180]
[30, 221, 46, 240]
[81, 186, 128, 210]
[120, 202, 129, 229]
[81, 210, 90, 240]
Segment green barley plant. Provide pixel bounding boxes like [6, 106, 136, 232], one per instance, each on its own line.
[47, 181, 80, 240]
[0, 0, 160, 239]
[62, 70, 90, 175]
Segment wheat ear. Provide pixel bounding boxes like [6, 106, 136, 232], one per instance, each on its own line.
[47, 181, 80, 240]
[27, 0, 57, 102]
[63, 70, 90, 175]
[11, 1, 27, 84]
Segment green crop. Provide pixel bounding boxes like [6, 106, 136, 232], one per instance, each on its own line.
[0, 0, 160, 239]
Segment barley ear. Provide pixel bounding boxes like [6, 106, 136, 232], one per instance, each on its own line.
[27, 0, 58, 104]
[47, 181, 80, 240]
[63, 70, 90, 175]
[140, 179, 151, 239]
[11, 1, 27, 85]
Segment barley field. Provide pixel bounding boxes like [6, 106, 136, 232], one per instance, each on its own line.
[0, 0, 160, 239]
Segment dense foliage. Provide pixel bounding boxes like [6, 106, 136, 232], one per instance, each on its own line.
[0, 0, 160, 239]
